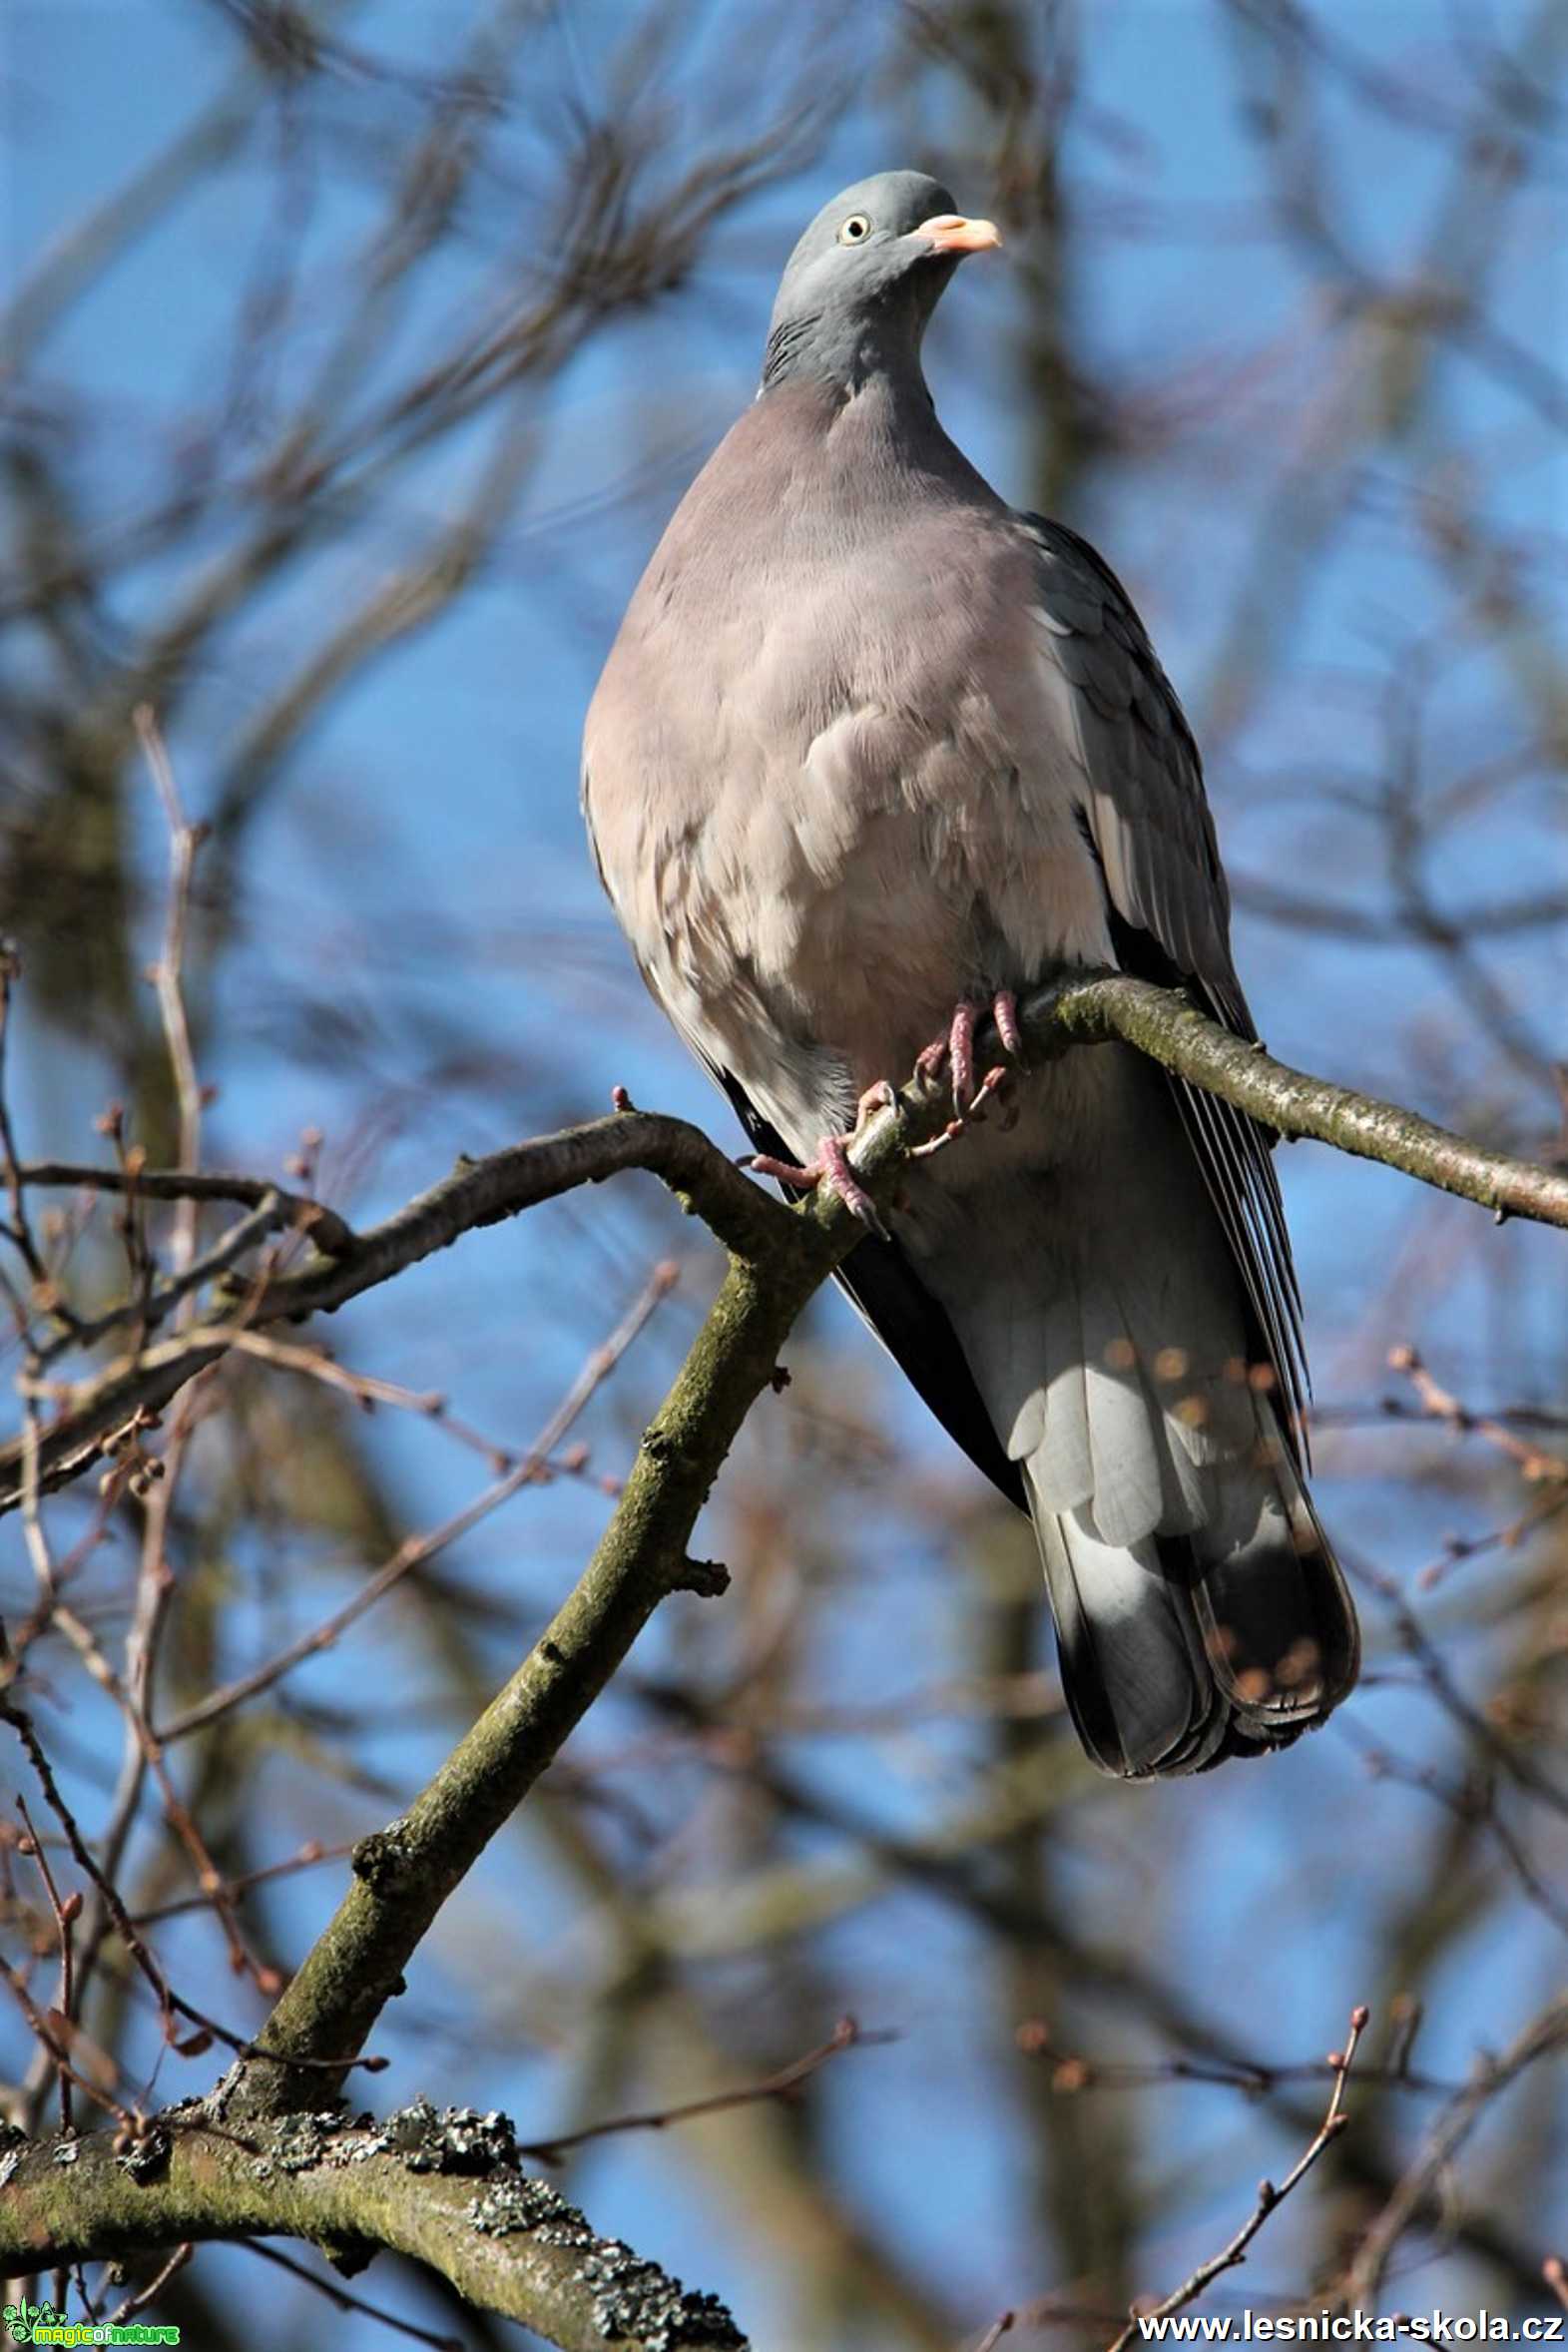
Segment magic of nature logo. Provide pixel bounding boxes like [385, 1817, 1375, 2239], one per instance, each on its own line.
[3, 2304, 180, 2347]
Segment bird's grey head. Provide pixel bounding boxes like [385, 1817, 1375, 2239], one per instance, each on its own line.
[761, 170, 1001, 397]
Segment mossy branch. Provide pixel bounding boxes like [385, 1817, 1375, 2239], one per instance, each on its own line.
[228, 1244, 840, 2119]
[1043, 972, 1568, 1229]
[0, 2106, 747, 2352]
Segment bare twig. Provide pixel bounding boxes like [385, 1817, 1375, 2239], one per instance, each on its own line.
[51, 1597, 280, 1993]
[134, 707, 205, 1286]
[1346, 1547, 1568, 1821]
[971, 2317, 1016, 2352]
[17, 1160, 354, 1254]
[0, 1951, 135, 2133]
[14, 1794, 82, 2135]
[224, 1330, 511, 1469]
[1341, 1722, 1568, 1941]
[1, 1690, 382, 2080]
[1016, 2016, 1457, 2101]
[1104, 2005, 1369, 2352]
[130, 1839, 353, 1926]
[0, 1102, 786, 1513]
[1387, 1344, 1568, 1485]
[106, 2242, 194, 2327]
[156, 1262, 678, 1743]
[1335, 1995, 1568, 2307]
[236, 2238, 463, 2352]
[518, 2014, 880, 2162]
[31, 1193, 294, 1370]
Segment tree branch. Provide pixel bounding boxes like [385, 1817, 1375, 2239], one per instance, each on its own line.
[1103, 2004, 1367, 2352]
[0, 1108, 795, 1513]
[1041, 972, 1568, 1229]
[224, 1243, 843, 2119]
[0, 2105, 746, 2352]
[7, 971, 1563, 1522]
[17, 1160, 357, 1253]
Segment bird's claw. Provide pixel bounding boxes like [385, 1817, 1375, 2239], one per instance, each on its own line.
[918, 990, 1025, 1118]
[746, 1131, 888, 1236]
[816, 1134, 886, 1232]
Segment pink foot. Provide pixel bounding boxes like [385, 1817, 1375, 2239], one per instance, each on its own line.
[918, 990, 1025, 1117]
[747, 1131, 887, 1234]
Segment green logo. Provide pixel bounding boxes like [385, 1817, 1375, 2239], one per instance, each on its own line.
[2, 2307, 61, 2348]
[3, 2305, 180, 2346]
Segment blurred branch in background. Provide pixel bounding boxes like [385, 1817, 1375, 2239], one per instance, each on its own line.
[2, 1, 1564, 2348]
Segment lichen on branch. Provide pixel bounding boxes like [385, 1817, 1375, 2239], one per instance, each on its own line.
[0, 2102, 747, 2352]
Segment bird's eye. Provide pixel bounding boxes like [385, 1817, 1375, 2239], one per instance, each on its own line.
[837, 213, 871, 245]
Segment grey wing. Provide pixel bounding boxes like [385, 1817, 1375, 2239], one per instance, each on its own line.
[1021, 512, 1309, 1450]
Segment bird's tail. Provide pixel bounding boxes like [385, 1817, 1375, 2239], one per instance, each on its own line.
[1026, 1413, 1357, 1777]
[935, 1066, 1358, 1779]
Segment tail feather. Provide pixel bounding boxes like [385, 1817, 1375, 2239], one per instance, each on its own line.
[1032, 1433, 1357, 1778]
[923, 1055, 1359, 1782]
[1030, 1503, 1230, 1776]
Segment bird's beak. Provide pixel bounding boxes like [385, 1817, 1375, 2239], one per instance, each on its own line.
[915, 213, 1003, 258]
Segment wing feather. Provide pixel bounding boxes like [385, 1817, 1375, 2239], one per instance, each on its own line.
[1022, 513, 1309, 1453]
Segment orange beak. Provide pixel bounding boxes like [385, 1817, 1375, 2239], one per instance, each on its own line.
[915, 212, 1003, 257]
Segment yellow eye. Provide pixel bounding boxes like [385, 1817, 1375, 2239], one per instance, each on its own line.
[837, 213, 871, 245]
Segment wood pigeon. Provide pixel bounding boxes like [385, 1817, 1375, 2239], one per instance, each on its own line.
[582, 170, 1359, 1777]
